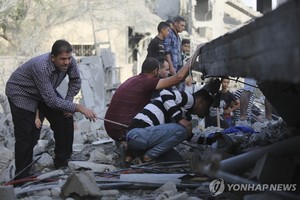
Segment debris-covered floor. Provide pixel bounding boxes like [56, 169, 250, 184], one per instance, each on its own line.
[1, 117, 300, 200]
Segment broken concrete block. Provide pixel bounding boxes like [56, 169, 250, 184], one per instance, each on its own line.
[251, 153, 296, 184]
[99, 189, 119, 196]
[36, 153, 53, 167]
[61, 171, 101, 198]
[0, 185, 17, 200]
[153, 181, 177, 194]
[68, 161, 116, 172]
[168, 192, 189, 200]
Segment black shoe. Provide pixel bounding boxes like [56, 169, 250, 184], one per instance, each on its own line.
[54, 160, 68, 169]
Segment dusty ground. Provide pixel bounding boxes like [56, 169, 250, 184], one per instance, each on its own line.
[8, 118, 299, 200]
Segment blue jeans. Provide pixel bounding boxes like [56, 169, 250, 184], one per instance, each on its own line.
[126, 123, 187, 159]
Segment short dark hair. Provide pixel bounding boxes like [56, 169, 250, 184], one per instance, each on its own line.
[51, 39, 73, 56]
[221, 76, 230, 82]
[157, 21, 170, 32]
[141, 57, 160, 73]
[166, 19, 173, 25]
[173, 16, 186, 23]
[182, 39, 190, 46]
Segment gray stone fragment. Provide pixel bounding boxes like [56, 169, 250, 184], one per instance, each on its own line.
[61, 171, 101, 198]
[0, 185, 16, 200]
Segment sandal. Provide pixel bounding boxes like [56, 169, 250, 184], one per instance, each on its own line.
[141, 155, 155, 164]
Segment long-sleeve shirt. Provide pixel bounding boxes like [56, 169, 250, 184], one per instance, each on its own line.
[129, 89, 194, 129]
[5, 53, 81, 113]
[163, 29, 182, 72]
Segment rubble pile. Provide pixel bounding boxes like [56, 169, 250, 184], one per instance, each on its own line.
[1, 94, 299, 200]
[0, 51, 298, 198]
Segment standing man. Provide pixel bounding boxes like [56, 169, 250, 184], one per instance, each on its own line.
[6, 39, 97, 180]
[164, 16, 186, 90]
[146, 21, 170, 61]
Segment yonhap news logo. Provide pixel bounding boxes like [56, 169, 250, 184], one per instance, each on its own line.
[209, 178, 297, 197]
[209, 178, 225, 196]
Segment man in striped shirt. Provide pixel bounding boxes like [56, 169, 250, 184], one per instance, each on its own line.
[126, 89, 214, 164]
[5, 40, 97, 180]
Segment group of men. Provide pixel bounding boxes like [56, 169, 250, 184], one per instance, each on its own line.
[6, 16, 274, 183]
[6, 15, 205, 182]
[104, 17, 222, 166]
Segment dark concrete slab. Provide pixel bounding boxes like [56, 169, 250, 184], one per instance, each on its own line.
[193, 0, 300, 128]
[194, 0, 300, 83]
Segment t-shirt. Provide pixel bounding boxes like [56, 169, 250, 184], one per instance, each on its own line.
[220, 91, 237, 119]
[146, 36, 165, 61]
[104, 73, 159, 141]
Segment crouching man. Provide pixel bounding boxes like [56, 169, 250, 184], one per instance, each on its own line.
[125, 89, 217, 166]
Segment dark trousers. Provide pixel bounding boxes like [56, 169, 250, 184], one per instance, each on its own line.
[39, 102, 74, 166]
[9, 100, 74, 180]
[9, 100, 40, 180]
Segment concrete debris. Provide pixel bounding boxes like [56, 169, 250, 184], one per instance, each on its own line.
[0, 72, 298, 200]
[0, 94, 14, 149]
[68, 161, 116, 172]
[154, 181, 178, 195]
[87, 148, 113, 163]
[164, 192, 189, 200]
[34, 153, 53, 171]
[61, 171, 101, 198]
[0, 185, 16, 200]
[0, 5, 299, 198]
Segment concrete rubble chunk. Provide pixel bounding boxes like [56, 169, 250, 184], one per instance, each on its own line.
[99, 189, 119, 196]
[61, 171, 101, 198]
[0, 185, 17, 200]
[69, 161, 116, 172]
[167, 192, 189, 200]
[153, 181, 177, 194]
